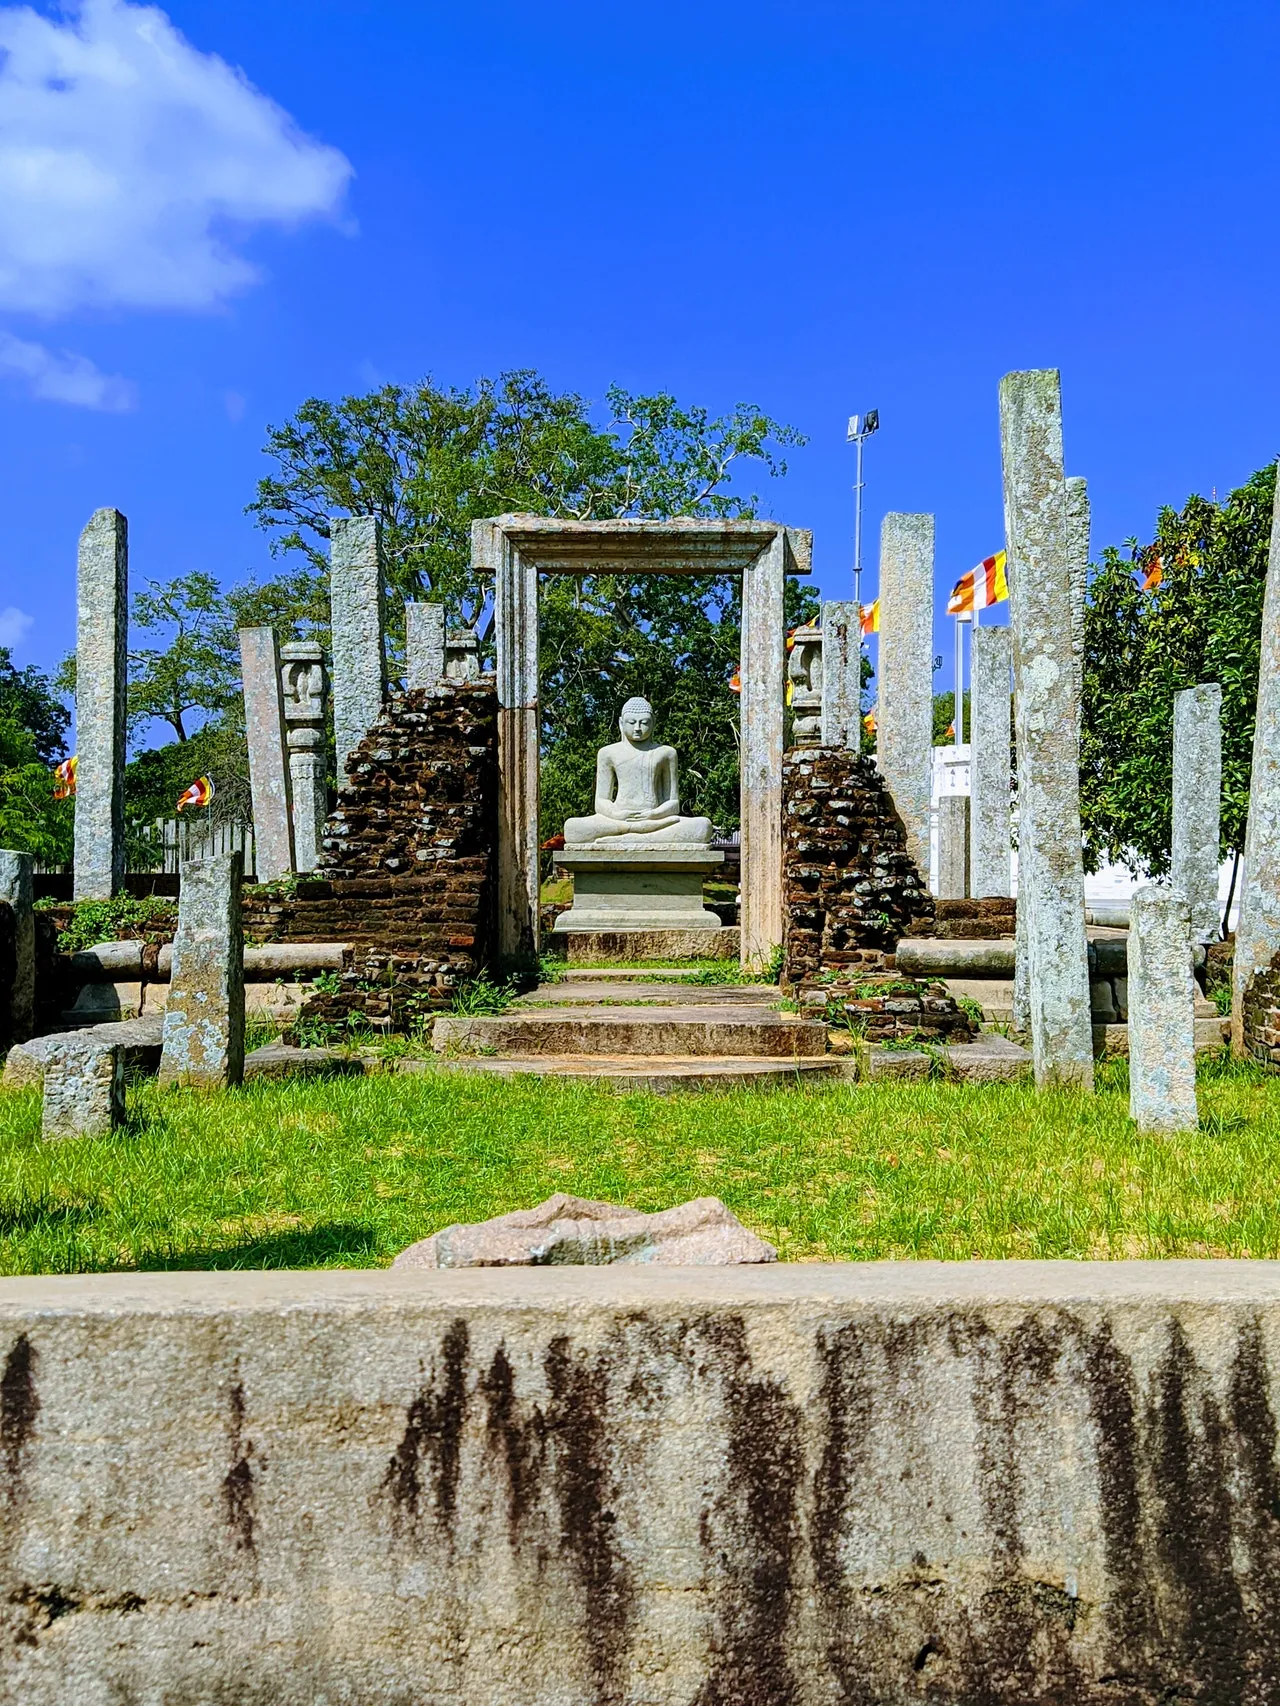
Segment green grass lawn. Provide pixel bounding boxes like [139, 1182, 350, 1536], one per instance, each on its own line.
[1, 1057, 1280, 1273]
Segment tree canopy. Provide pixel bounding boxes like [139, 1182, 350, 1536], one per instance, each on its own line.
[0, 647, 72, 861]
[247, 370, 811, 829]
[1081, 460, 1274, 876]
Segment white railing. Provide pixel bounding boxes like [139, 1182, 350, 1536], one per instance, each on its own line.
[135, 817, 257, 877]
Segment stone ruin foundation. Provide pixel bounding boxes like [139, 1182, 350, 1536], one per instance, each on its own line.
[261, 682, 498, 1034]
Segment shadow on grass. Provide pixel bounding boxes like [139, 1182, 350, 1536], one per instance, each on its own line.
[0, 1193, 96, 1238]
[135, 1220, 381, 1271]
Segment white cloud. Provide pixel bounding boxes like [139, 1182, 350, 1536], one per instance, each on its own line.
[0, 0, 353, 315]
[0, 329, 134, 407]
[0, 606, 34, 647]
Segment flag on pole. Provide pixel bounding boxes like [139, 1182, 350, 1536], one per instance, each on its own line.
[176, 776, 215, 813]
[860, 600, 880, 636]
[52, 755, 77, 799]
[728, 668, 741, 695]
[946, 551, 1009, 616]
[863, 709, 877, 733]
[1141, 553, 1164, 592]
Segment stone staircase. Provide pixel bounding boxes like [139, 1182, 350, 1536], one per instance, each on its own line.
[431, 978, 839, 1091]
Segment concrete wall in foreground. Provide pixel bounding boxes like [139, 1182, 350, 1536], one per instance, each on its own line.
[2, 1264, 1280, 1703]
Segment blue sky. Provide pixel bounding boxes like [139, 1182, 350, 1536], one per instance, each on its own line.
[2, 0, 1279, 726]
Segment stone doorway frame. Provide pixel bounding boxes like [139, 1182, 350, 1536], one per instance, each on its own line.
[473, 516, 813, 967]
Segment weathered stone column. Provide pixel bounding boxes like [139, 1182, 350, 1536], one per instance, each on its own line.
[330, 516, 387, 770]
[877, 513, 935, 878]
[405, 602, 446, 689]
[937, 796, 970, 899]
[73, 507, 127, 899]
[740, 528, 787, 967]
[1172, 682, 1222, 948]
[821, 600, 861, 749]
[159, 852, 245, 1090]
[1000, 368, 1093, 1088]
[280, 641, 328, 875]
[0, 850, 34, 1044]
[969, 626, 1012, 898]
[1128, 883, 1198, 1134]
[1234, 471, 1280, 1054]
[1065, 475, 1090, 725]
[42, 1038, 124, 1140]
[479, 520, 539, 959]
[238, 627, 294, 883]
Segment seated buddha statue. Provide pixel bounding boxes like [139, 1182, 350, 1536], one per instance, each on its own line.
[563, 698, 713, 847]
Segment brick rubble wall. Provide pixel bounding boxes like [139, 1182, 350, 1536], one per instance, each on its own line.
[783, 747, 934, 987]
[1241, 948, 1280, 1071]
[277, 683, 497, 1032]
[932, 897, 1017, 940]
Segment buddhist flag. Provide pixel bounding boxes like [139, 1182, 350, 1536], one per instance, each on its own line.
[52, 755, 77, 799]
[176, 776, 215, 813]
[1142, 553, 1164, 592]
[947, 551, 1009, 616]
[863, 709, 877, 733]
[728, 668, 742, 694]
[860, 600, 880, 636]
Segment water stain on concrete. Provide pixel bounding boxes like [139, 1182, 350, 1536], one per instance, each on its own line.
[384, 1317, 469, 1534]
[0, 1334, 37, 1492]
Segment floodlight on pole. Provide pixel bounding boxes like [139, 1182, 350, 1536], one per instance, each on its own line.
[847, 408, 880, 623]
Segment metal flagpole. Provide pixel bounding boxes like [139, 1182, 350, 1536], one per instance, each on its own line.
[846, 410, 880, 617]
[954, 615, 964, 748]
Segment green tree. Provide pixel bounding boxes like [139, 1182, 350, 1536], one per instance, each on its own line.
[0, 649, 72, 860]
[248, 370, 807, 830]
[1081, 461, 1274, 876]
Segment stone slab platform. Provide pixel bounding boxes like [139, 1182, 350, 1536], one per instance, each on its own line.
[432, 1007, 828, 1058]
[1, 1263, 1279, 1703]
[434, 1055, 841, 1091]
[515, 982, 778, 1007]
[553, 927, 740, 964]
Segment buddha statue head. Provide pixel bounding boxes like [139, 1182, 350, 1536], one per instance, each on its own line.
[619, 697, 655, 745]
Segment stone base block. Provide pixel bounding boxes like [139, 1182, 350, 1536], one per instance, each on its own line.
[557, 928, 741, 965]
[1091, 1017, 1228, 1058]
[553, 846, 724, 934]
[42, 1038, 124, 1140]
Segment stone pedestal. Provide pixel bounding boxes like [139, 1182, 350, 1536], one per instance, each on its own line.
[553, 846, 724, 934]
[280, 640, 328, 874]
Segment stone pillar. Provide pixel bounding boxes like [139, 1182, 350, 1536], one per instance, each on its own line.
[405, 602, 446, 689]
[0, 850, 34, 1044]
[159, 852, 245, 1090]
[1128, 884, 1198, 1135]
[42, 1038, 124, 1141]
[73, 507, 127, 900]
[445, 629, 482, 683]
[969, 626, 1012, 898]
[484, 521, 540, 959]
[740, 528, 787, 967]
[1234, 471, 1280, 1054]
[280, 641, 328, 875]
[787, 622, 823, 746]
[877, 513, 935, 878]
[937, 796, 970, 900]
[821, 600, 861, 749]
[330, 515, 387, 770]
[1065, 475, 1090, 725]
[1000, 368, 1094, 1088]
[1172, 682, 1222, 948]
[238, 627, 295, 883]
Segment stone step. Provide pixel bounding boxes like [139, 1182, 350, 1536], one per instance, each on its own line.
[558, 967, 700, 981]
[516, 982, 777, 1007]
[433, 1054, 840, 1091]
[432, 1006, 828, 1058]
